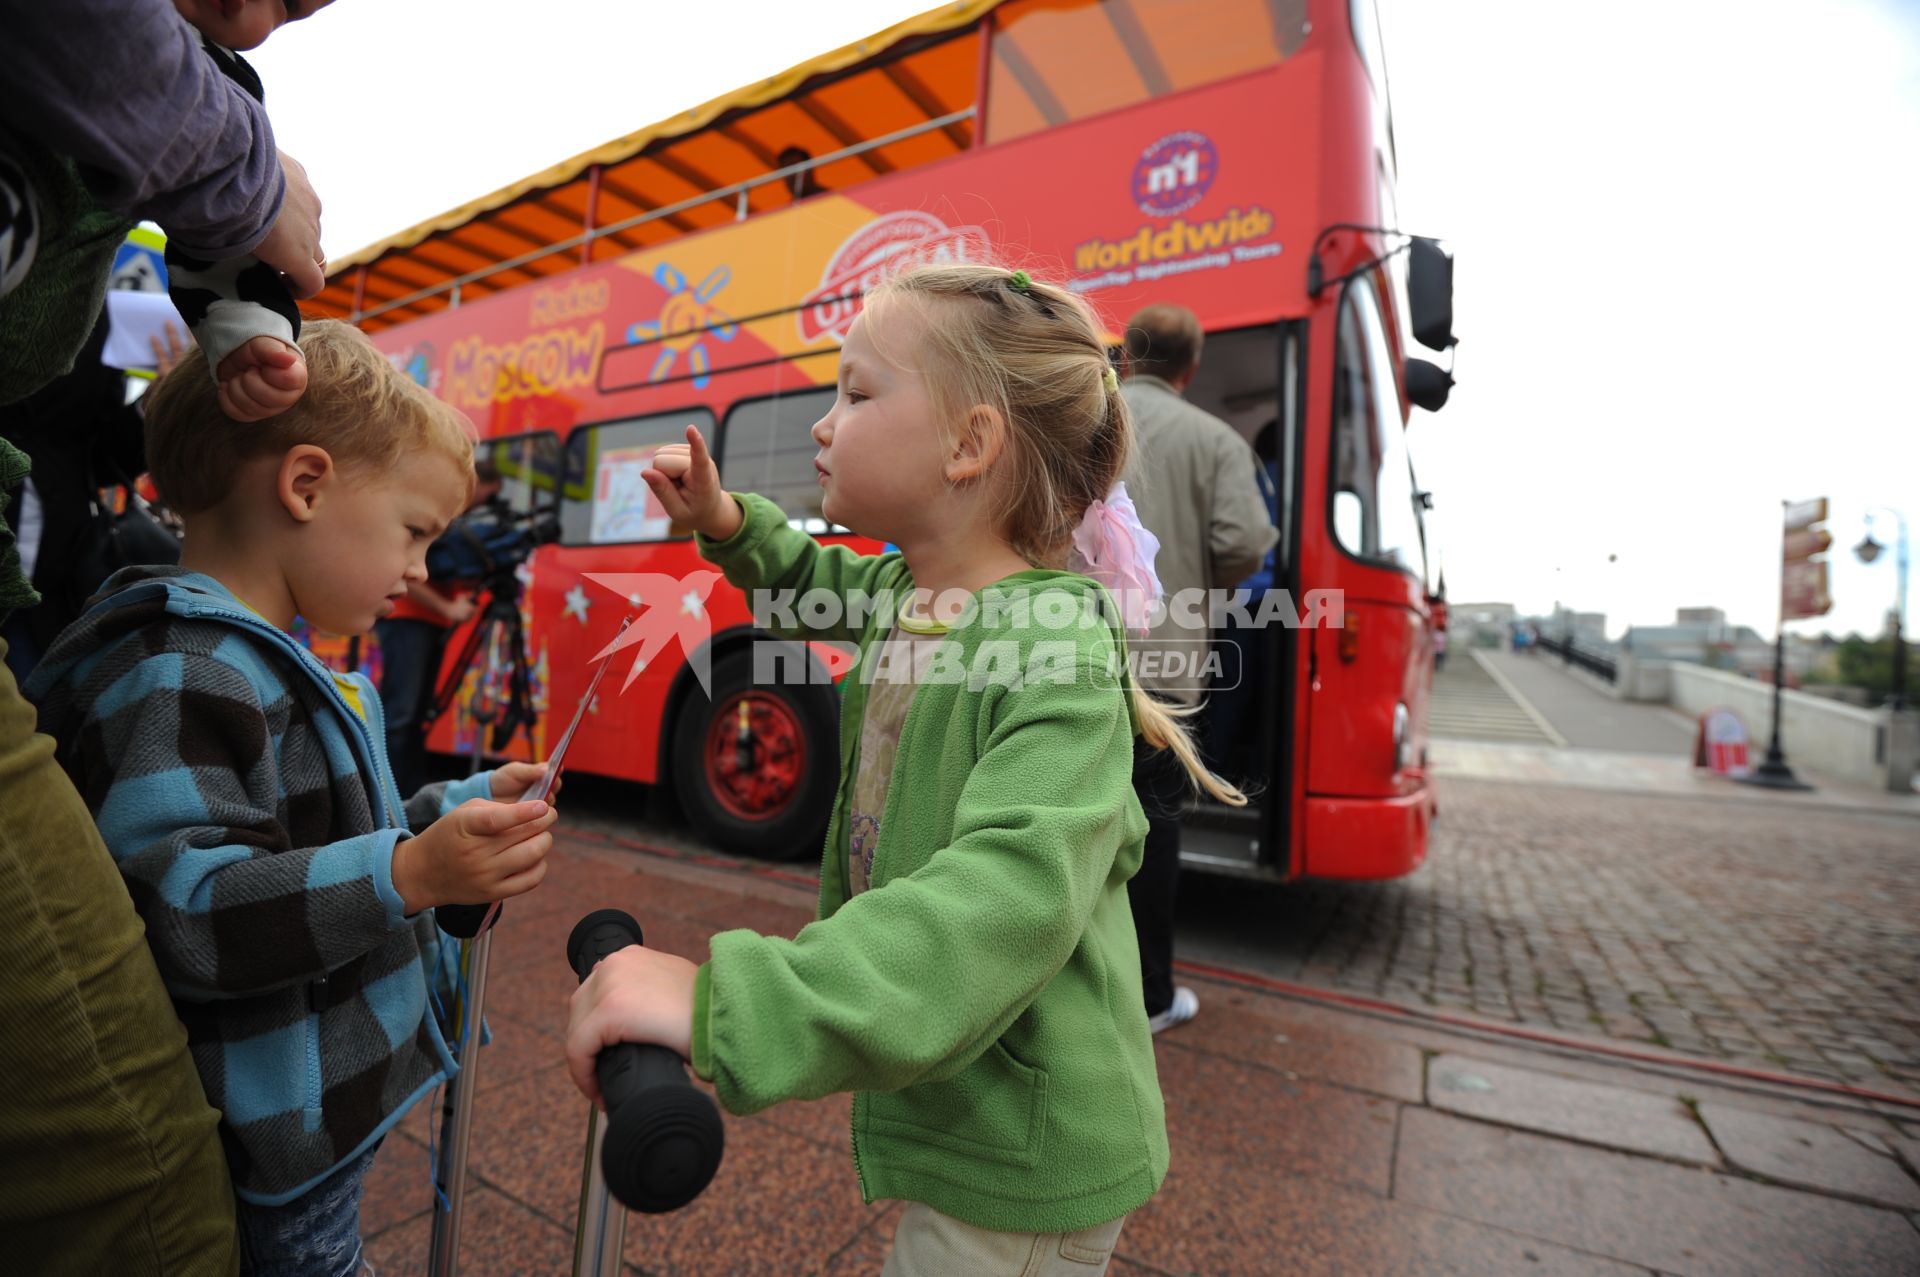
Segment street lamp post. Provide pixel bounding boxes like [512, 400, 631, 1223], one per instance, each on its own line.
[1854, 507, 1909, 711]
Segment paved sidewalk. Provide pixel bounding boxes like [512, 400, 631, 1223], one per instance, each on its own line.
[1431, 738, 1920, 818]
[362, 834, 1920, 1276]
[1175, 775, 1920, 1095]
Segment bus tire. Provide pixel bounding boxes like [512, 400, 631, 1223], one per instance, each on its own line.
[670, 646, 837, 862]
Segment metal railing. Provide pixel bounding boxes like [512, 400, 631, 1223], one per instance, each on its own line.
[1536, 633, 1618, 683]
[350, 107, 977, 325]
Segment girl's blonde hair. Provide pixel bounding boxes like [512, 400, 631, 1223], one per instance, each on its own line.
[865, 263, 1245, 806]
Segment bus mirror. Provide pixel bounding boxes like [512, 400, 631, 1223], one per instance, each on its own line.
[1405, 358, 1453, 413]
[1407, 238, 1455, 352]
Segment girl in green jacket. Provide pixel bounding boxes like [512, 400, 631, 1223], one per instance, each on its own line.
[564, 264, 1245, 1275]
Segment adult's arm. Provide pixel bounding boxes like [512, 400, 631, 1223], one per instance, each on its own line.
[0, 0, 284, 258]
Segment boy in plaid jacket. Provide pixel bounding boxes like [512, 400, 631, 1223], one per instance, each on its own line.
[28, 320, 556, 1275]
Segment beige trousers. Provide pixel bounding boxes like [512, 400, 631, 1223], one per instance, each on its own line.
[881, 1201, 1128, 1277]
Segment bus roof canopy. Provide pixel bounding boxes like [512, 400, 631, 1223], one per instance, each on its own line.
[311, 0, 996, 330]
[312, 0, 1307, 332]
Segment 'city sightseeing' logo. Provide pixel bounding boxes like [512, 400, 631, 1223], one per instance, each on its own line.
[799, 211, 990, 344]
[1132, 131, 1217, 217]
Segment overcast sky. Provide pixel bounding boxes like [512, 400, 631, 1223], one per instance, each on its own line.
[252, 1, 1919, 641]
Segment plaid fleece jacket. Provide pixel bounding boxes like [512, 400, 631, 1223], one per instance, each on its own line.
[27, 567, 497, 1206]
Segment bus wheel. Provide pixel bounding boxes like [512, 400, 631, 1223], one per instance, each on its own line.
[671, 647, 836, 861]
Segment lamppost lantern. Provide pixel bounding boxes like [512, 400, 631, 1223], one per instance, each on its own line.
[1852, 508, 1907, 713]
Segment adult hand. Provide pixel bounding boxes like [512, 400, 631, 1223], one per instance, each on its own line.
[250, 152, 326, 298]
[442, 596, 477, 626]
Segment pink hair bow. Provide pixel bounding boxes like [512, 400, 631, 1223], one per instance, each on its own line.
[1068, 481, 1162, 637]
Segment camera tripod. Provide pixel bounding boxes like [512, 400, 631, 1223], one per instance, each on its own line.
[424, 561, 536, 758]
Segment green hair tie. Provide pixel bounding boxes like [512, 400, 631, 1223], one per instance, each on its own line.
[1007, 269, 1032, 293]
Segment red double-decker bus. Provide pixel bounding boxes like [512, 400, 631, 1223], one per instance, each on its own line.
[307, 0, 1455, 880]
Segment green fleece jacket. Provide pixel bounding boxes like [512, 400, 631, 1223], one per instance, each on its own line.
[689, 493, 1167, 1232]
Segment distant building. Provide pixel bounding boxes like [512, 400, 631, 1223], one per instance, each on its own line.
[1451, 601, 1516, 648]
[1621, 608, 1817, 679]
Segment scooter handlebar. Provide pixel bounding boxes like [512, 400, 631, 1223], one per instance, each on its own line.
[565, 909, 725, 1213]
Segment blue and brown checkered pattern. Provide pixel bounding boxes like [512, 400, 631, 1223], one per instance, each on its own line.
[28, 567, 495, 1205]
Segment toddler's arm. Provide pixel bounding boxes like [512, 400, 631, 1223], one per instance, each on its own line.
[646, 426, 906, 643]
[166, 246, 306, 421]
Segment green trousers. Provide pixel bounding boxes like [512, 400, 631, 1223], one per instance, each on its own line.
[0, 636, 239, 1275]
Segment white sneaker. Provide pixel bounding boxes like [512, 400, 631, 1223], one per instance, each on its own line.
[1148, 986, 1199, 1035]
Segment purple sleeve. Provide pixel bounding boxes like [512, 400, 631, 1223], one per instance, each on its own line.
[0, 0, 285, 258]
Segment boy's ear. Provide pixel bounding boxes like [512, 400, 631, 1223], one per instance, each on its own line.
[276, 445, 336, 523]
[945, 405, 1008, 484]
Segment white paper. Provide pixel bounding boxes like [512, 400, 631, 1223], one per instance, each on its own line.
[102, 289, 186, 372]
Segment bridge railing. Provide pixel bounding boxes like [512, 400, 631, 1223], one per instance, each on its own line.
[1537, 634, 1618, 683]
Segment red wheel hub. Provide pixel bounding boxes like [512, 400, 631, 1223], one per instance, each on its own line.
[702, 692, 808, 821]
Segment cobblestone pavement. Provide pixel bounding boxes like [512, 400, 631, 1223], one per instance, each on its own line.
[1175, 778, 1920, 1095]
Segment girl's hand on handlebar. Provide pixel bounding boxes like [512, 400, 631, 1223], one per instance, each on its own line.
[642, 426, 741, 541]
[564, 944, 699, 1107]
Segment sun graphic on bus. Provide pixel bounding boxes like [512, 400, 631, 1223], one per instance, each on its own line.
[627, 262, 736, 389]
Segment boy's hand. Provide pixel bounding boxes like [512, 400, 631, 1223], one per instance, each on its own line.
[643, 425, 741, 541]
[392, 798, 556, 915]
[564, 944, 700, 1105]
[490, 761, 560, 804]
[217, 335, 308, 421]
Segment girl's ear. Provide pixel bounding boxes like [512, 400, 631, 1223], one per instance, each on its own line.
[276, 444, 336, 523]
[945, 405, 1008, 483]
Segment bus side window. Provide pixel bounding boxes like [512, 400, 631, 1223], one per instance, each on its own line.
[719, 389, 841, 530]
[559, 410, 718, 546]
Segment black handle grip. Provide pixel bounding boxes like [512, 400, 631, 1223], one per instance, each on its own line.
[566, 909, 724, 1213]
[436, 901, 500, 939]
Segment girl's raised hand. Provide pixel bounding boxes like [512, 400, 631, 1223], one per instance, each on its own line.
[643, 425, 741, 541]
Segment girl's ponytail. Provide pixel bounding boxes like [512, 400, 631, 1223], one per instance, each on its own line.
[1131, 687, 1246, 806]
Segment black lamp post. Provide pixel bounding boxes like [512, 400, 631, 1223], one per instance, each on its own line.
[1855, 508, 1909, 712]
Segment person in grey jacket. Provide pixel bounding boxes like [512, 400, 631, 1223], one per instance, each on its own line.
[1119, 303, 1277, 1034]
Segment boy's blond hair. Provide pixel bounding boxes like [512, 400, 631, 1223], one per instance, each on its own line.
[145, 319, 475, 515]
